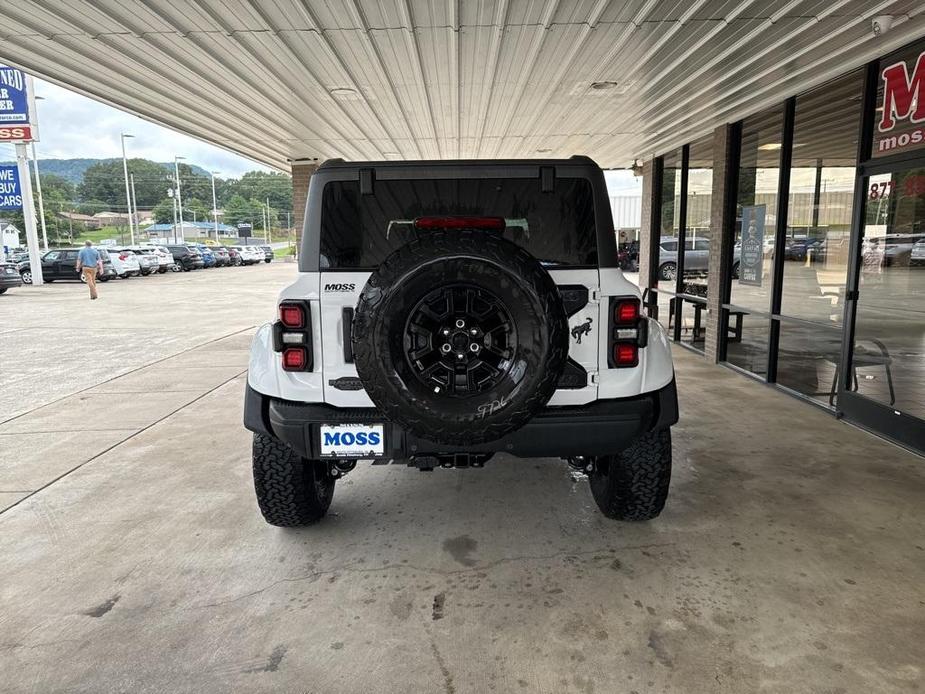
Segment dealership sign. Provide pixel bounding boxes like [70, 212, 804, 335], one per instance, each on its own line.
[0, 166, 22, 210]
[874, 46, 925, 157]
[0, 65, 37, 142]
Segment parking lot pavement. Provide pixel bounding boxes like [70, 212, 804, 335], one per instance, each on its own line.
[2, 265, 924, 693]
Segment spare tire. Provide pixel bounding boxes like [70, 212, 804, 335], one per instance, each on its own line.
[352, 228, 568, 445]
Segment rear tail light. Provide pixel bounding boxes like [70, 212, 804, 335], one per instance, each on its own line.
[282, 347, 308, 370]
[608, 296, 646, 369]
[274, 301, 313, 371]
[279, 303, 305, 329]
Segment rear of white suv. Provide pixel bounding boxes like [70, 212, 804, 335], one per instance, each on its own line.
[245, 158, 677, 527]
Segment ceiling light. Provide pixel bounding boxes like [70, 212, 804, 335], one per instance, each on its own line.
[590, 81, 619, 91]
[329, 87, 357, 97]
[536, 148, 552, 153]
[758, 143, 782, 150]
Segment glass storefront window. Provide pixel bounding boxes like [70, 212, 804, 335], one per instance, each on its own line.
[682, 136, 714, 299]
[852, 167, 925, 421]
[777, 320, 843, 404]
[729, 106, 784, 314]
[780, 71, 863, 327]
[724, 310, 770, 378]
[656, 150, 682, 292]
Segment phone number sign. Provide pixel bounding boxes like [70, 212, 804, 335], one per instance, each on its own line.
[0, 65, 36, 142]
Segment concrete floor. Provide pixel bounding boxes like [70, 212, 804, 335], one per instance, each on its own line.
[1, 264, 923, 693]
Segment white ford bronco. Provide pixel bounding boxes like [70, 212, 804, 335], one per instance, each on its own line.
[245, 157, 677, 526]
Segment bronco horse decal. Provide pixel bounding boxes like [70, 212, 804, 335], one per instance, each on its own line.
[571, 317, 593, 344]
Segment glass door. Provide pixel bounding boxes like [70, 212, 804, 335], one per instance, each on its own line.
[839, 165, 925, 451]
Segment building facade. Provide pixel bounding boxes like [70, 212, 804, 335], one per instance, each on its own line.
[639, 37, 925, 455]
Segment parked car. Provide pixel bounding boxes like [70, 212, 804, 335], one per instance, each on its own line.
[259, 245, 274, 263]
[0, 262, 23, 294]
[8, 250, 30, 264]
[146, 245, 175, 273]
[658, 237, 741, 280]
[18, 248, 117, 284]
[166, 244, 205, 271]
[230, 245, 262, 265]
[882, 233, 925, 266]
[192, 244, 216, 268]
[225, 246, 243, 266]
[114, 247, 158, 276]
[210, 245, 231, 267]
[244, 156, 678, 527]
[105, 248, 141, 278]
[911, 239, 925, 267]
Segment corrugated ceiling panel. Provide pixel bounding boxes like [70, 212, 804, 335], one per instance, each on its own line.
[1, 0, 924, 170]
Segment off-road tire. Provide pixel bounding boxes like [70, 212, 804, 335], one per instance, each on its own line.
[588, 429, 672, 521]
[252, 433, 335, 527]
[352, 228, 568, 445]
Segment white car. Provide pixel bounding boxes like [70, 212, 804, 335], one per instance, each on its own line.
[244, 157, 677, 528]
[113, 247, 158, 276]
[105, 249, 141, 278]
[230, 245, 263, 265]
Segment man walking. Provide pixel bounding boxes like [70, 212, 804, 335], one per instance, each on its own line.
[75, 240, 103, 300]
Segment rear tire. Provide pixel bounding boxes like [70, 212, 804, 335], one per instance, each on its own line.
[252, 433, 335, 527]
[588, 429, 672, 521]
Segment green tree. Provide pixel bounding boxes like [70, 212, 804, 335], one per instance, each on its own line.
[222, 194, 259, 226]
[181, 197, 211, 224]
[226, 171, 292, 212]
[76, 159, 174, 210]
[152, 198, 175, 224]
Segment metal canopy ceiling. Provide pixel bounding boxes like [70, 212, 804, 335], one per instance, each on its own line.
[2, 1, 924, 171]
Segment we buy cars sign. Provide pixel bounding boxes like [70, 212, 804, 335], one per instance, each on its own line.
[0, 166, 22, 210]
[0, 65, 37, 142]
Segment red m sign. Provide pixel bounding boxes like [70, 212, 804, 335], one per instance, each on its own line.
[879, 51, 925, 132]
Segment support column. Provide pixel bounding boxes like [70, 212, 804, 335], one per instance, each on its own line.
[637, 158, 658, 292]
[291, 162, 318, 248]
[704, 124, 737, 363]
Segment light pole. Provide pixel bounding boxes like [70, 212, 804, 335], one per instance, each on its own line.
[168, 188, 177, 243]
[31, 95, 48, 251]
[210, 171, 220, 241]
[121, 133, 135, 244]
[173, 156, 185, 240]
[129, 173, 139, 243]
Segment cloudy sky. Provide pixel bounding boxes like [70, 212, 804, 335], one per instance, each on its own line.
[0, 78, 272, 177]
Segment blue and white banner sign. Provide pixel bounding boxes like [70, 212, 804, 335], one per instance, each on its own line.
[0, 166, 23, 210]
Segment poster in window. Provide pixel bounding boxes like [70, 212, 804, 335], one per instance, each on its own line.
[739, 205, 765, 287]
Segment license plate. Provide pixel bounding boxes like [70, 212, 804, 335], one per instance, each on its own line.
[320, 424, 384, 458]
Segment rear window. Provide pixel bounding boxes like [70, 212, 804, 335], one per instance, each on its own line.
[320, 177, 597, 269]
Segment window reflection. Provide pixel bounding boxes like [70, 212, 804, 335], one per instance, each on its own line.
[853, 168, 925, 420]
[780, 70, 862, 325]
[682, 136, 714, 300]
[729, 107, 783, 313]
[657, 150, 682, 293]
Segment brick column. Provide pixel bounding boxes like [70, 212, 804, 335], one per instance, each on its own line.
[637, 159, 657, 291]
[291, 162, 318, 246]
[704, 124, 736, 363]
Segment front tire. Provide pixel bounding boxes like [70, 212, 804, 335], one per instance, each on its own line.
[658, 262, 677, 282]
[252, 434, 335, 527]
[588, 429, 672, 521]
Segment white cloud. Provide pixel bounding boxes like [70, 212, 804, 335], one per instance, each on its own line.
[9, 79, 272, 178]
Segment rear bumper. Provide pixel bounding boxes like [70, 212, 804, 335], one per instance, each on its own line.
[244, 379, 678, 460]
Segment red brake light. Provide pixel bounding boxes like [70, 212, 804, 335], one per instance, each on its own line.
[279, 303, 305, 329]
[282, 347, 307, 370]
[614, 343, 638, 367]
[119, 253, 128, 261]
[615, 299, 639, 324]
[414, 216, 505, 230]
